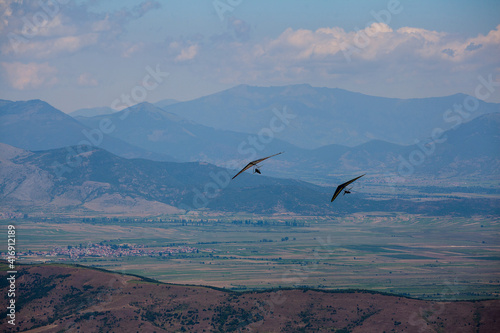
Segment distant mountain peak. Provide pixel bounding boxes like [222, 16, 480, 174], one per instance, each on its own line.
[154, 98, 179, 110]
[0, 142, 30, 160]
[162, 84, 500, 148]
[0, 99, 175, 161]
[128, 101, 157, 110]
[124, 102, 182, 119]
[25, 99, 54, 109]
[76, 101, 188, 127]
[230, 83, 314, 92]
[0, 99, 73, 119]
[70, 106, 116, 118]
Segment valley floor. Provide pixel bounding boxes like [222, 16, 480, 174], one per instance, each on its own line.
[5, 213, 500, 301]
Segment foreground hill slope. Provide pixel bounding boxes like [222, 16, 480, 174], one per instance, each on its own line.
[0, 262, 498, 332]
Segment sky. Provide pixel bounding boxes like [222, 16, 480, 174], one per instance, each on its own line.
[1, 0, 499, 113]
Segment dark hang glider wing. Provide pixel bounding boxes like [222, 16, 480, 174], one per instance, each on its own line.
[231, 152, 284, 180]
[231, 163, 254, 180]
[330, 174, 365, 202]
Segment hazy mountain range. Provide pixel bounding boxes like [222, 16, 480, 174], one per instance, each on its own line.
[0, 142, 336, 215]
[0, 99, 174, 161]
[69, 98, 179, 118]
[0, 85, 498, 215]
[74, 101, 296, 166]
[1, 142, 498, 216]
[69, 106, 116, 118]
[159, 84, 500, 148]
[154, 98, 180, 110]
[3, 92, 496, 183]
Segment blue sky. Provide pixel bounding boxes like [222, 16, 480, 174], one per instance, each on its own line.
[1, 0, 499, 112]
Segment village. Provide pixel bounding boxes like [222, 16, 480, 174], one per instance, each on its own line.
[2, 243, 215, 261]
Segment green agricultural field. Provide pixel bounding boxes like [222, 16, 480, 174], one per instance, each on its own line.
[2, 213, 499, 300]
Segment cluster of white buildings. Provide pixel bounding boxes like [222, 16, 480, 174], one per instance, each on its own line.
[3, 243, 215, 261]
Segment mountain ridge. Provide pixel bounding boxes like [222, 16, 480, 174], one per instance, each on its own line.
[74, 101, 300, 164]
[1, 142, 498, 217]
[0, 99, 175, 162]
[72, 100, 500, 183]
[160, 84, 500, 148]
[1, 97, 498, 186]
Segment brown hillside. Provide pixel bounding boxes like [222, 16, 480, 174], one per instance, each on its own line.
[1, 263, 498, 332]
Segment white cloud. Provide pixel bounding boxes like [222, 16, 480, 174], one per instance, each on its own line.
[91, 15, 112, 33]
[264, 23, 500, 65]
[77, 72, 98, 87]
[175, 44, 199, 62]
[0, 0, 161, 58]
[1, 1, 498, 105]
[438, 24, 500, 62]
[3, 33, 99, 58]
[121, 42, 143, 58]
[219, 23, 500, 80]
[178, 23, 499, 101]
[1, 61, 58, 90]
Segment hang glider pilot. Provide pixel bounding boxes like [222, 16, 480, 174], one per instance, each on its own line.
[330, 174, 365, 202]
[232, 152, 284, 180]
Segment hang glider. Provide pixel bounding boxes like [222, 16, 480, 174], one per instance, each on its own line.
[330, 174, 365, 202]
[232, 152, 284, 180]
[343, 187, 353, 195]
